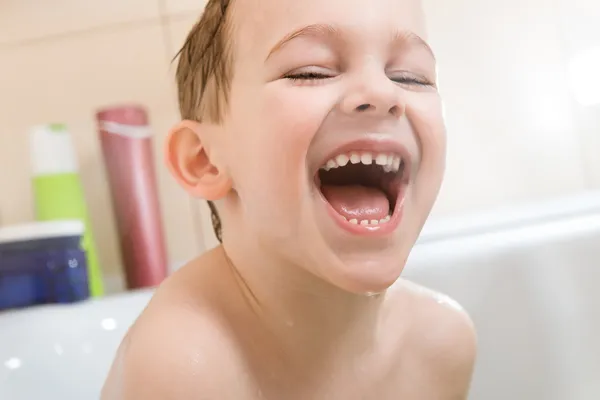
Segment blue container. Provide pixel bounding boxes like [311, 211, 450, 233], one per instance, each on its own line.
[0, 221, 90, 311]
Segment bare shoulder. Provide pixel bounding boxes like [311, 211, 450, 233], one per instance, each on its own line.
[395, 279, 478, 397]
[399, 279, 477, 344]
[101, 251, 247, 399]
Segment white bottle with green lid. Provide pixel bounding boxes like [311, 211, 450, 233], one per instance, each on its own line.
[29, 123, 104, 297]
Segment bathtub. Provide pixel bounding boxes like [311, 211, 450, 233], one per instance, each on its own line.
[2, 192, 599, 399]
[405, 191, 600, 400]
[0, 289, 153, 399]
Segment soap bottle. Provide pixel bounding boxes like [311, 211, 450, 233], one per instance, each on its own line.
[29, 124, 104, 297]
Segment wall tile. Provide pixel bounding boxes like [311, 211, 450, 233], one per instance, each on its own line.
[0, 23, 200, 278]
[165, 15, 199, 56]
[0, 0, 161, 45]
[423, 0, 589, 217]
[556, 0, 600, 56]
[556, 0, 600, 189]
[163, 0, 206, 17]
[577, 110, 600, 188]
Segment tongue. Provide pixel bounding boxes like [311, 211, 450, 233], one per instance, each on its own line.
[321, 185, 390, 221]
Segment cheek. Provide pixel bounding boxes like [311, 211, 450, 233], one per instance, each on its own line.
[408, 94, 447, 195]
[229, 85, 332, 222]
[409, 94, 447, 163]
[262, 84, 333, 139]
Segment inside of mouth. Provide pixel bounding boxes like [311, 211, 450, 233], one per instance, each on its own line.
[318, 163, 401, 224]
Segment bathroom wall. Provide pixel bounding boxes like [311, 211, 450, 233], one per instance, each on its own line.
[0, 0, 210, 289]
[0, 0, 598, 288]
[423, 0, 600, 217]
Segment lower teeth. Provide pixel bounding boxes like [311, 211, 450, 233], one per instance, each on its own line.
[345, 215, 391, 225]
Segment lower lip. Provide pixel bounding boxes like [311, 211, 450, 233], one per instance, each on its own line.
[319, 184, 407, 236]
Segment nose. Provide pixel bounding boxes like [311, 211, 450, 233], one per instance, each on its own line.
[340, 71, 405, 118]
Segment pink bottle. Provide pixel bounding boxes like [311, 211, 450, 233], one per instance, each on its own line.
[96, 105, 168, 289]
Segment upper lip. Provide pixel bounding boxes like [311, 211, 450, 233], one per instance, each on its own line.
[314, 137, 413, 182]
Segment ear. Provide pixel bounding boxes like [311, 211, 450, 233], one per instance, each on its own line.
[164, 120, 232, 200]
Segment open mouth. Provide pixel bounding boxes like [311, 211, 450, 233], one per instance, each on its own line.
[316, 151, 407, 227]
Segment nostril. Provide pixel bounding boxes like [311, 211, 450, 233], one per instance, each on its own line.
[389, 105, 400, 117]
[356, 103, 371, 112]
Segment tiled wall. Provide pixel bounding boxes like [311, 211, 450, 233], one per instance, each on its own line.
[0, 1, 211, 287]
[1, 0, 598, 287]
[422, 0, 600, 216]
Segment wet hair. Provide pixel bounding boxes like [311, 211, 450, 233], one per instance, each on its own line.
[173, 0, 235, 243]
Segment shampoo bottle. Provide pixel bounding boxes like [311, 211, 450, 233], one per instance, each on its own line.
[29, 124, 104, 297]
[96, 106, 168, 289]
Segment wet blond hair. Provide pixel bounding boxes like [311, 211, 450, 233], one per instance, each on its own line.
[174, 0, 235, 243]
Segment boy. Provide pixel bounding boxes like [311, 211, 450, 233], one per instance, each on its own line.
[102, 0, 477, 398]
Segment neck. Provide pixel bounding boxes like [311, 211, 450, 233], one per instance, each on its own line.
[217, 244, 387, 366]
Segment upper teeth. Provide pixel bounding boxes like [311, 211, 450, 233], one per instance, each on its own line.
[321, 152, 402, 173]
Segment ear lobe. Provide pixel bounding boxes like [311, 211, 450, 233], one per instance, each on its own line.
[164, 120, 232, 200]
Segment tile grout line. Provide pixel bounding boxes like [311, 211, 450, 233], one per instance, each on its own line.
[0, 10, 201, 51]
[0, 17, 162, 49]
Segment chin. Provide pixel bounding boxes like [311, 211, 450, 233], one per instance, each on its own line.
[304, 229, 415, 295]
[337, 262, 405, 295]
[305, 189, 424, 295]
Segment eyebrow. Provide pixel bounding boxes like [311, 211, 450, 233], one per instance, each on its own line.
[392, 30, 436, 62]
[266, 24, 341, 61]
[265, 23, 436, 62]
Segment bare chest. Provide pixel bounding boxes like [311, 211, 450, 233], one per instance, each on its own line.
[226, 352, 450, 400]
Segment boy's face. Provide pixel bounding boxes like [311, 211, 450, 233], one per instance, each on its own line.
[216, 0, 445, 293]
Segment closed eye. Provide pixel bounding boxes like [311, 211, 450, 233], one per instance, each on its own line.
[284, 71, 435, 88]
[391, 74, 435, 87]
[285, 71, 333, 81]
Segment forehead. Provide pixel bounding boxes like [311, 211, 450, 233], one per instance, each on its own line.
[232, 0, 428, 58]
